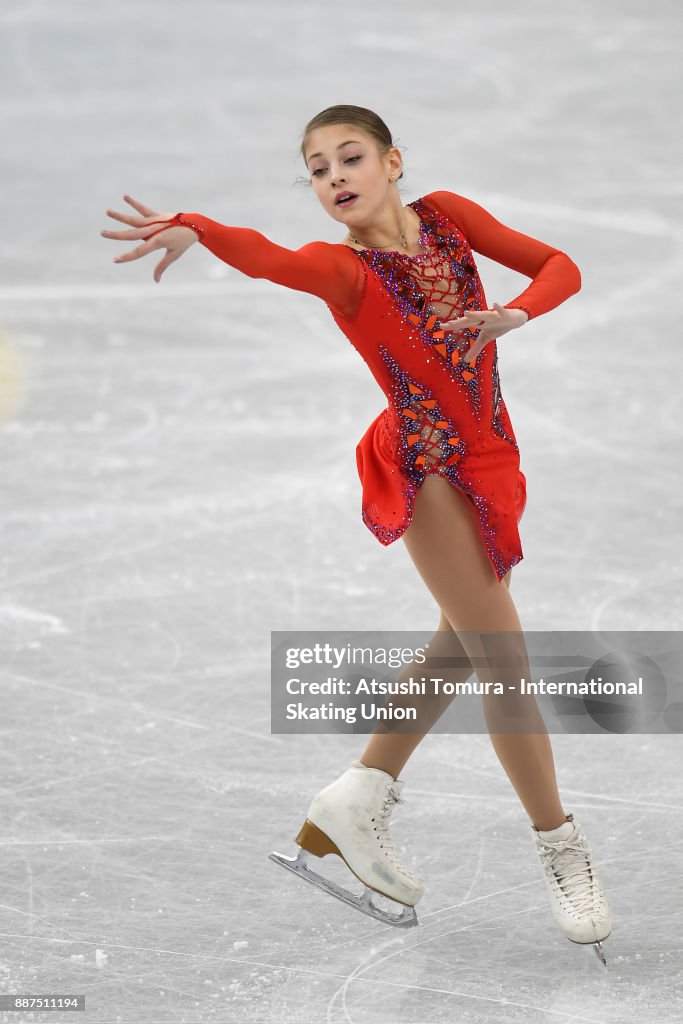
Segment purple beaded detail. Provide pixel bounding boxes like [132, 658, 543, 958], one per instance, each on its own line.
[470, 490, 523, 580]
[351, 198, 493, 420]
[491, 354, 520, 449]
[378, 347, 467, 482]
[361, 476, 417, 545]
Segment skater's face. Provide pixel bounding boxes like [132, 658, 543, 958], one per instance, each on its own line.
[304, 124, 403, 228]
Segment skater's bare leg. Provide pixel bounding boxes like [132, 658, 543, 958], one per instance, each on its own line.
[359, 569, 516, 778]
[358, 530, 514, 781]
[398, 475, 567, 832]
[359, 579, 565, 830]
[357, 609, 478, 779]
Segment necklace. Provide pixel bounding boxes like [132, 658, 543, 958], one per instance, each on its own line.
[349, 208, 409, 251]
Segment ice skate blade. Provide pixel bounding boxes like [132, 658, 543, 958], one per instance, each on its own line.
[268, 849, 418, 928]
[592, 940, 607, 967]
[568, 935, 609, 967]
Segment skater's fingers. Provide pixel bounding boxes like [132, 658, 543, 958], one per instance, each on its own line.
[112, 242, 153, 264]
[124, 194, 158, 218]
[101, 227, 150, 241]
[105, 208, 148, 228]
[153, 249, 181, 283]
[110, 226, 195, 269]
[461, 337, 487, 364]
[440, 311, 488, 330]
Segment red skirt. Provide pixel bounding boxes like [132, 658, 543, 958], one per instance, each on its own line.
[356, 408, 526, 580]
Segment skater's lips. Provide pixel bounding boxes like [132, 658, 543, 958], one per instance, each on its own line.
[335, 191, 358, 204]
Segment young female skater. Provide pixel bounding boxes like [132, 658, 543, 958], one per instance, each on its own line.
[101, 104, 612, 963]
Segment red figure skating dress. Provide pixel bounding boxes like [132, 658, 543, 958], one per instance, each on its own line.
[150, 191, 580, 581]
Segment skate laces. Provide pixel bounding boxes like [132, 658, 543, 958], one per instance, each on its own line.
[372, 784, 411, 873]
[536, 829, 602, 916]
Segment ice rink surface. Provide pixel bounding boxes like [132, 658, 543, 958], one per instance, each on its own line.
[1, 0, 682, 1021]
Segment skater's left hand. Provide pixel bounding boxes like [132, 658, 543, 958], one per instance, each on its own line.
[439, 304, 529, 364]
[101, 194, 197, 283]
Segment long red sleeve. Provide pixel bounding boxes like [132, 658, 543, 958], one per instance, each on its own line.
[171, 212, 363, 319]
[424, 190, 581, 320]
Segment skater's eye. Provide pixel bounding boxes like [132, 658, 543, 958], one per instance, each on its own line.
[311, 156, 362, 178]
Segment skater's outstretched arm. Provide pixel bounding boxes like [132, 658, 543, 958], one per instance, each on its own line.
[101, 195, 364, 319]
[425, 190, 581, 321]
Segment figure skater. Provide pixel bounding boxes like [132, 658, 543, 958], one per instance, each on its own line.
[101, 104, 612, 964]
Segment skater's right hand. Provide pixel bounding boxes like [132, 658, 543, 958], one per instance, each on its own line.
[101, 194, 198, 283]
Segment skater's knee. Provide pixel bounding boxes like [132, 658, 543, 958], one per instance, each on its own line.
[436, 610, 454, 632]
[469, 630, 531, 690]
[478, 633, 541, 728]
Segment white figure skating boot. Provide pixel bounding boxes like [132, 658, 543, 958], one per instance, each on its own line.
[532, 813, 612, 965]
[269, 760, 424, 927]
